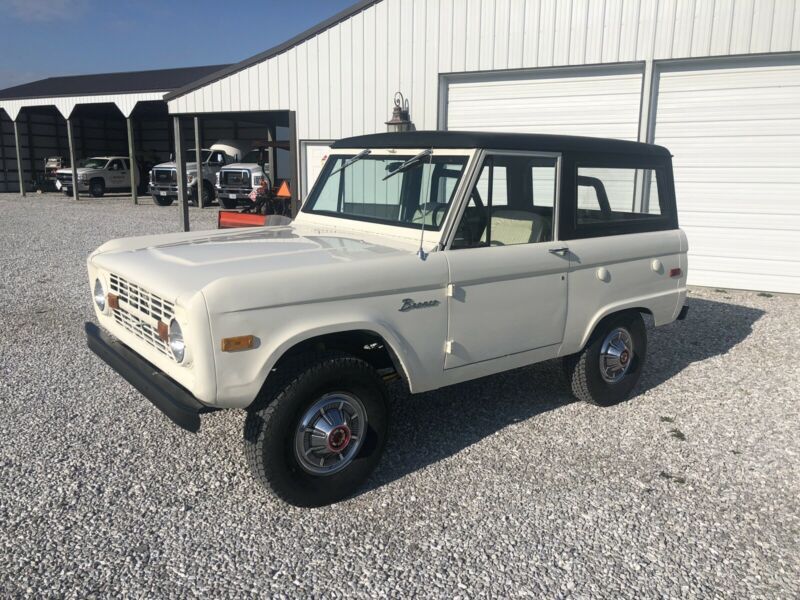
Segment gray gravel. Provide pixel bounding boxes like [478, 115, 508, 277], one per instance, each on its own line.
[1, 192, 798, 598]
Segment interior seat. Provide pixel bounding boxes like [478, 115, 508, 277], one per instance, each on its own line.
[481, 208, 551, 246]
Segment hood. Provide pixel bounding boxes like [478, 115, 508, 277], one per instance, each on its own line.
[153, 161, 199, 171]
[56, 167, 92, 175]
[221, 162, 261, 172]
[91, 224, 412, 303]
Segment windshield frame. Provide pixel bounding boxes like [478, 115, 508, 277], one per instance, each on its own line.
[300, 148, 476, 234]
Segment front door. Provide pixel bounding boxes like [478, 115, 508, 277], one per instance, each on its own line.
[444, 152, 569, 369]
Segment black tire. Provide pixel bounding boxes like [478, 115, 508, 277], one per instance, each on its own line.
[244, 351, 389, 507]
[563, 311, 647, 406]
[89, 178, 105, 197]
[152, 194, 174, 207]
[219, 195, 238, 209]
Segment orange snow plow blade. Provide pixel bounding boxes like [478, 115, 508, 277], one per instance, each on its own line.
[218, 211, 266, 229]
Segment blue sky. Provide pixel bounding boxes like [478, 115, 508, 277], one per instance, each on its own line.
[0, 0, 355, 90]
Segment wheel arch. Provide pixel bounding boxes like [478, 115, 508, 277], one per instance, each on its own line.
[578, 304, 653, 350]
[254, 324, 415, 402]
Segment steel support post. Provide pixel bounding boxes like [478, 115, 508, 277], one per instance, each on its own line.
[12, 120, 25, 197]
[173, 116, 190, 232]
[126, 117, 138, 205]
[194, 117, 204, 208]
[66, 118, 80, 200]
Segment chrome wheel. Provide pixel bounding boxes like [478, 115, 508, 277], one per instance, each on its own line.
[599, 327, 634, 384]
[294, 392, 367, 476]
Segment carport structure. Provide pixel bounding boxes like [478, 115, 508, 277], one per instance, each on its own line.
[0, 65, 228, 201]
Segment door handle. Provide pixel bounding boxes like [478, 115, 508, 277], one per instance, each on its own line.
[549, 247, 569, 256]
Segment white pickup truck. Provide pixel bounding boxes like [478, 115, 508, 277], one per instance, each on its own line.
[149, 140, 250, 207]
[56, 157, 140, 197]
[215, 148, 269, 209]
[86, 131, 688, 507]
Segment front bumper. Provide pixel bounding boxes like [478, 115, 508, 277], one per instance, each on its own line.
[216, 186, 252, 200]
[85, 321, 213, 432]
[149, 184, 198, 198]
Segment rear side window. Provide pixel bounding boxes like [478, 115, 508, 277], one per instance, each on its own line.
[564, 160, 675, 239]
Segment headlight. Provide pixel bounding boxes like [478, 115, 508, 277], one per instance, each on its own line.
[80, 174, 88, 182]
[149, 170, 154, 184]
[187, 174, 196, 186]
[168, 319, 185, 363]
[93, 279, 105, 311]
[252, 175, 261, 185]
[215, 172, 221, 185]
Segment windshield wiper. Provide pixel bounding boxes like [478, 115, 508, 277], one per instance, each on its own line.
[329, 149, 371, 176]
[382, 149, 432, 181]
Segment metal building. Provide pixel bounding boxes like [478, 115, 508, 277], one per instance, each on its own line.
[0, 65, 234, 202]
[163, 0, 800, 294]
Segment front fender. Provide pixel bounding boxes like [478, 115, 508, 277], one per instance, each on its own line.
[209, 308, 431, 409]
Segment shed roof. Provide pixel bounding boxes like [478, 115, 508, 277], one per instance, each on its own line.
[332, 131, 672, 157]
[0, 65, 231, 100]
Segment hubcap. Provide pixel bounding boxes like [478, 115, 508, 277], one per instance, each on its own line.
[599, 327, 634, 384]
[294, 392, 367, 476]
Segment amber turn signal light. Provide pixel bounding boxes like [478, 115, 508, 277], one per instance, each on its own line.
[669, 268, 682, 278]
[107, 293, 120, 310]
[157, 320, 169, 342]
[221, 335, 256, 352]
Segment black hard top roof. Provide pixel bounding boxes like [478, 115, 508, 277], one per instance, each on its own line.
[0, 65, 231, 100]
[332, 131, 671, 157]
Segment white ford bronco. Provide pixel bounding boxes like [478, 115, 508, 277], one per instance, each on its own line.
[56, 156, 140, 197]
[86, 131, 688, 507]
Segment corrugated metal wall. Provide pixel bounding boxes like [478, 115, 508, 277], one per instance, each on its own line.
[168, 0, 800, 140]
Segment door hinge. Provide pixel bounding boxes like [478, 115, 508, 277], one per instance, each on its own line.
[445, 340, 454, 354]
[446, 283, 455, 297]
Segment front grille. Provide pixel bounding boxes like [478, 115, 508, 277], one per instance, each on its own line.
[222, 170, 250, 186]
[56, 173, 73, 183]
[109, 273, 175, 358]
[154, 169, 176, 185]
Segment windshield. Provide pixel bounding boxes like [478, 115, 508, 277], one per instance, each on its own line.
[240, 150, 262, 164]
[79, 158, 108, 169]
[186, 149, 212, 162]
[303, 153, 469, 230]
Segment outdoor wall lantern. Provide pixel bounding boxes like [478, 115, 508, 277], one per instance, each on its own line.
[385, 92, 414, 132]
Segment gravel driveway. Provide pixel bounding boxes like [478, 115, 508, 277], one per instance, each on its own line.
[1, 193, 798, 598]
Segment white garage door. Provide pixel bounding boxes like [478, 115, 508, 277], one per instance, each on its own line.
[445, 66, 644, 140]
[654, 60, 800, 294]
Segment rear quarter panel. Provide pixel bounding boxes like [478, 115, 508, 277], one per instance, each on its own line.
[561, 229, 686, 355]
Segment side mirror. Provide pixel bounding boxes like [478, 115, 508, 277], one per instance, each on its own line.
[258, 148, 267, 167]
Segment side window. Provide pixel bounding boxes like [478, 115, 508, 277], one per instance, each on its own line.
[575, 167, 663, 228]
[210, 152, 227, 165]
[452, 154, 558, 249]
[108, 159, 123, 171]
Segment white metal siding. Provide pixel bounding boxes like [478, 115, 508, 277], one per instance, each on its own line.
[168, 0, 800, 141]
[654, 60, 800, 293]
[445, 67, 644, 140]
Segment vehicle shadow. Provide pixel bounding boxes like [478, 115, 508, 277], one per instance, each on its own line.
[362, 296, 764, 493]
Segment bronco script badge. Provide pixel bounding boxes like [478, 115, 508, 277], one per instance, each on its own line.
[399, 298, 440, 312]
